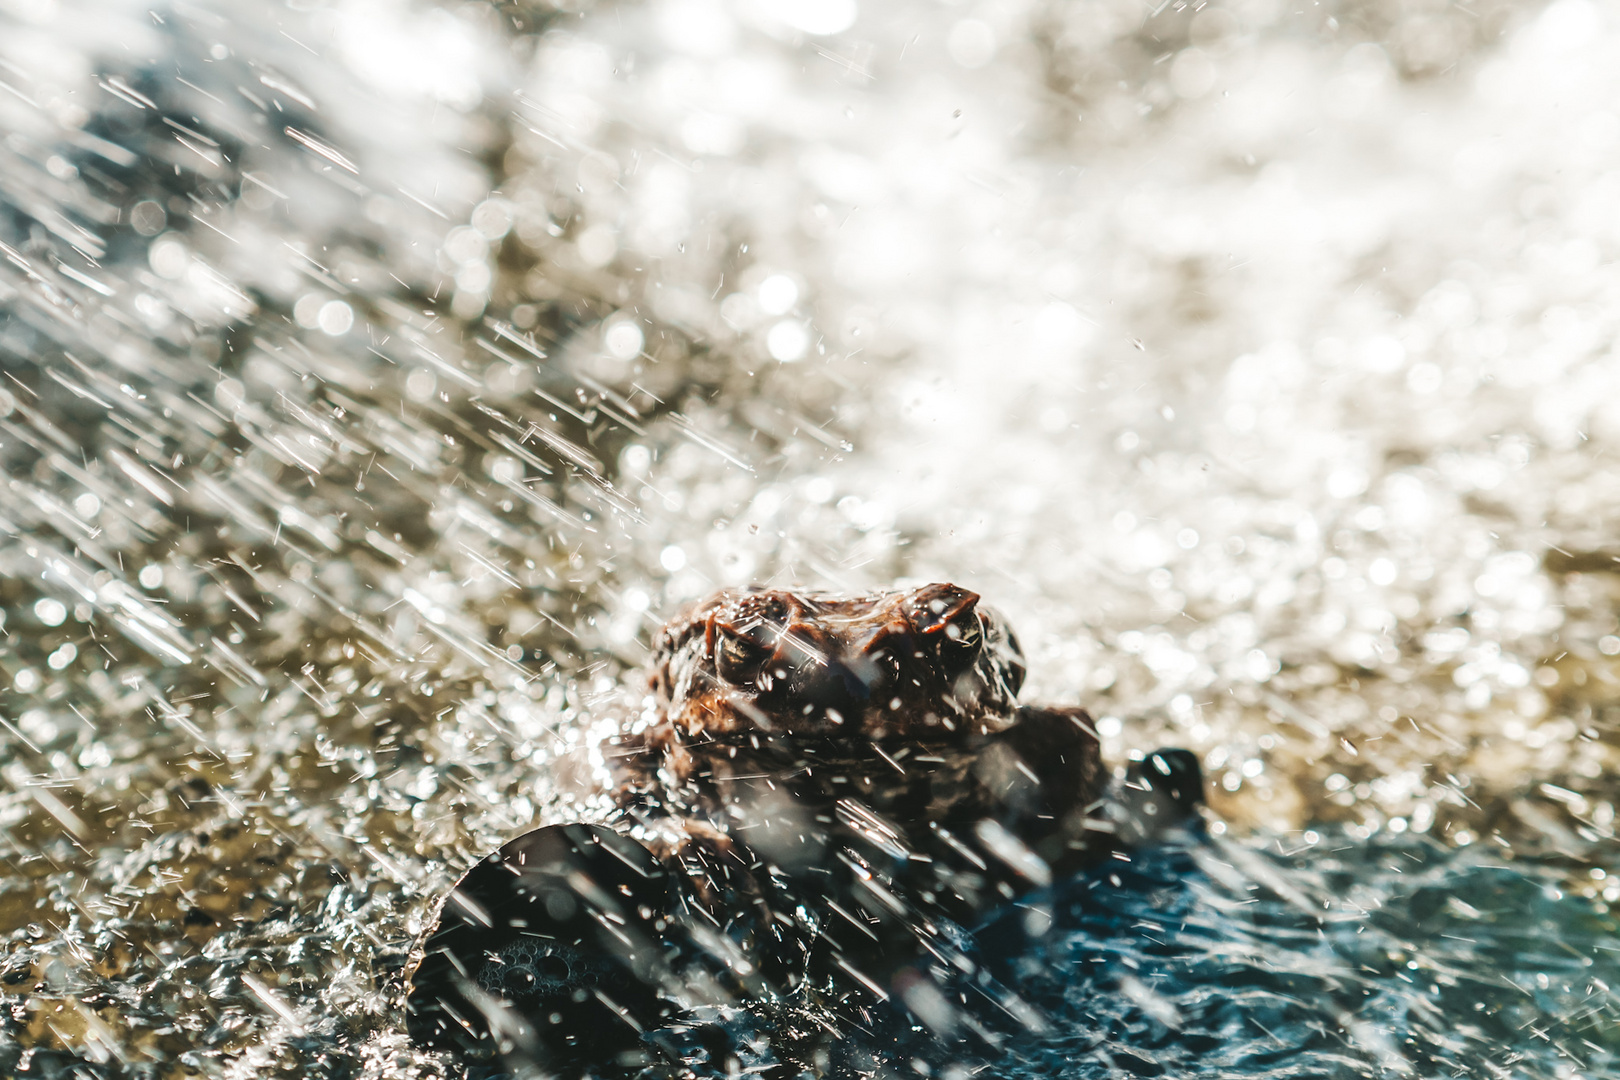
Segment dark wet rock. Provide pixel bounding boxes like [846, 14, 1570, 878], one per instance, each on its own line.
[406, 584, 1205, 1074]
[406, 824, 673, 1071]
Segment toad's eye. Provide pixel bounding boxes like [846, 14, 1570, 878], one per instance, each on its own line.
[935, 610, 983, 675]
[716, 627, 772, 685]
[905, 584, 985, 675]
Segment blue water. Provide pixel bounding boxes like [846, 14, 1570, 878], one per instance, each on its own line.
[986, 837, 1618, 1079]
[645, 834, 1619, 1080]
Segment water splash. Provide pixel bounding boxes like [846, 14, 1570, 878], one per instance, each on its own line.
[1, 0, 1618, 1075]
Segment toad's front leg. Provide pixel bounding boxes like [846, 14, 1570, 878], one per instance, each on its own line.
[975, 706, 1204, 876]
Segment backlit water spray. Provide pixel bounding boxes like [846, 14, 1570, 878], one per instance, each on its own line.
[0, 0, 1617, 1075]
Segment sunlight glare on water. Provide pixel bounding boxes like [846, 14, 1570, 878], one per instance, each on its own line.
[0, 0, 1618, 1075]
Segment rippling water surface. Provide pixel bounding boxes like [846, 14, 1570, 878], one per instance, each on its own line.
[1, 0, 1618, 1075]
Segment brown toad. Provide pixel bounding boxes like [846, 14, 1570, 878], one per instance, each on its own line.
[406, 584, 1203, 1074]
[648, 582, 1026, 741]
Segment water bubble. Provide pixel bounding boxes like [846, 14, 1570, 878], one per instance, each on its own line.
[1029, 303, 1090, 361]
[148, 235, 190, 279]
[216, 378, 246, 411]
[577, 153, 621, 193]
[471, 198, 514, 240]
[658, 0, 739, 54]
[443, 226, 488, 264]
[767, 320, 809, 361]
[947, 19, 996, 68]
[486, 456, 521, 483]
[74, 492, 100, 519]
[681, 113, 744, 156]
[484, 361, 528, 395]
[577, 224, 617, 268]
[720, 292, 760, 329]
[454, 263, 491, 293]
[405, 369, 437, 401]
[1360, 335, 1407, 373]
[1170, 48, 1218, 99]
[318, 300, 355, 336]
[1407, 361, 1443, 393]
[764, 0, 857, 35]
[660, 545, 687, 571]
[13, 668, 39, 693]
[130, 200, 166, 236]
[1327, 467, 1369, 499]
[621, 444, 652, 475]
[604, 319, 645, 360]
[758, 274, 799, 315]
[47, 643, 77, 670]
[34, 598, 66, 626]
[294, 293, 327, 329]
[138, 565, 164, 589]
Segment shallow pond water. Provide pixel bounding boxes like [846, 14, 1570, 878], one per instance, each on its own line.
[991, 837, 1620, 1080]
[1, 0, 1618, 1075]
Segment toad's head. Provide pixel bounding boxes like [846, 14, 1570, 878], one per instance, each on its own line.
[648, 583, 1026, 740]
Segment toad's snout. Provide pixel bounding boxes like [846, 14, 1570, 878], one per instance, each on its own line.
[764, 627, 893, 725]
[775, 619, 978, 726]
[781, 651, 874, 725]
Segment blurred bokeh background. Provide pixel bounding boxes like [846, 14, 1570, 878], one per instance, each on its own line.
[2, 0, 1619, 1074]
